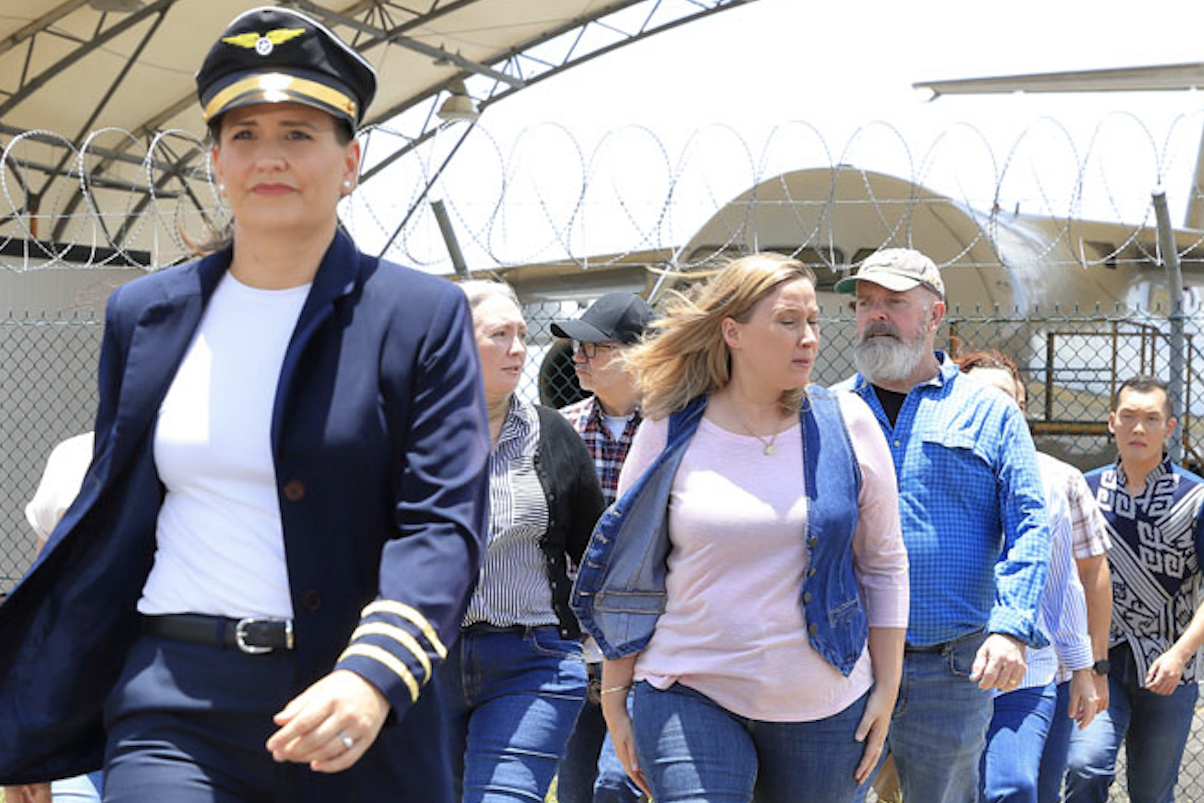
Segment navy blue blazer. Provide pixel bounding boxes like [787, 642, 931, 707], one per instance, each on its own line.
[0, 230, 490, 787]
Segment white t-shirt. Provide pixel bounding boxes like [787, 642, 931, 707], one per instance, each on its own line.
[599, 412, 633, 442]
[138, 273, 309, 620]
[25, 432, 95, 546]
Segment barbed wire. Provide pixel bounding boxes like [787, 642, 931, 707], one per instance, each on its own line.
[3, 113, 1204, 275]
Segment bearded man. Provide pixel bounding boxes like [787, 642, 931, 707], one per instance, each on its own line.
[834, 249, 1051, 803]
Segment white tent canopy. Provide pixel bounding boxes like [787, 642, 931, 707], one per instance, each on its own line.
[0, 0, 754, 265]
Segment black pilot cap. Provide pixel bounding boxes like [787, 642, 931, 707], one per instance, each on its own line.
[196, 6, 377, 129]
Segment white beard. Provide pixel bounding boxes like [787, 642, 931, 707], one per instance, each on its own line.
[854, 326, 928, 384]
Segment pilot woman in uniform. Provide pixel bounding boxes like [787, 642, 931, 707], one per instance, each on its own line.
[0, 7, 490, 802]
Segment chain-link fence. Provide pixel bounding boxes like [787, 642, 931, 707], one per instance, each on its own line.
[2, 300, 1203, 801]
[5, 300, 1202, 581]
[1, 314, 104, 586]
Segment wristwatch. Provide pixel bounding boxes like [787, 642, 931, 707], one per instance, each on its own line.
[1091, 659, 1111, 676]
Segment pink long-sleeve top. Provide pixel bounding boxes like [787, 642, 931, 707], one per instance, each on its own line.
[616, 391, 908, 722]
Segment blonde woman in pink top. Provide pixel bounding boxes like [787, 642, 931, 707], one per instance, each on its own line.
[578, 253, 909, 803]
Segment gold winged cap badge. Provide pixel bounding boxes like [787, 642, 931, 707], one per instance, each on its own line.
[222, 28, 305, 56]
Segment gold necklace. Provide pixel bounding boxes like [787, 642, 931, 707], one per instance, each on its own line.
[742, 421, 779, 456]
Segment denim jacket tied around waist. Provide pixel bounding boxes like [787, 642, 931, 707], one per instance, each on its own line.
[570, 386, 867, 676]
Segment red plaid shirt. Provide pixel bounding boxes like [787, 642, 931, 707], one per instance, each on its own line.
[559, 396, 641, 508]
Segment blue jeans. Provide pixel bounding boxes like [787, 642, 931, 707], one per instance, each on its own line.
[439, 625, 588, 803]
[1037, 680, 1075, 803]
[1065, 646, 1198, 803]
[630, 680, 870, 803]
[884, 632, 994, 803]
[558, 665, 643, 803]
[51, 772, 103, 803]
[980, 682, 1057, 803]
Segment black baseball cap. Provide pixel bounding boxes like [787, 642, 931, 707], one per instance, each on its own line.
[551, 292, 653, 345]
[196, 6, 377, 128]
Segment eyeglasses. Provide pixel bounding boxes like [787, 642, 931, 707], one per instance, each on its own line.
[574, 341, 620, 360]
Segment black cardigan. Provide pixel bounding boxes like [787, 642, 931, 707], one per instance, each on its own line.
[533, 404, 606, 639]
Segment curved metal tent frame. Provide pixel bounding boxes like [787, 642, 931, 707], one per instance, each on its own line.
[0, 0, 757, 263]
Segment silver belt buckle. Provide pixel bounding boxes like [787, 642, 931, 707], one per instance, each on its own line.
[235, 618, 274, 654]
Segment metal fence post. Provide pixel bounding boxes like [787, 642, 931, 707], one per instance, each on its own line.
[1152, 188, 1186, 462]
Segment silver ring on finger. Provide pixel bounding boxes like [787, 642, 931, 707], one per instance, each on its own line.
[339, 731, 355, 751]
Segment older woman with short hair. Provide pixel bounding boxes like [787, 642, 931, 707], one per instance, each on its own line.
[441, 280, 605, 803]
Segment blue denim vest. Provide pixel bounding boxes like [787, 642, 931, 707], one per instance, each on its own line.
[570, 386, 867, 676]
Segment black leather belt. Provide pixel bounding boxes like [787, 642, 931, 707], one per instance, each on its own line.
[904, 641, 946, 653]
[905, 628, 987, 654]
[463, 622, 526, 634]
[142, 614, 294, 654]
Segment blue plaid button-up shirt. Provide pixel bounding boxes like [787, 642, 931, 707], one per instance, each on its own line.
[839, 352, 1050, 648]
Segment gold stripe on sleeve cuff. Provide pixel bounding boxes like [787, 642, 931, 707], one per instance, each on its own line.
[362, 601, 447, 659]
[339, 643, 420, 703]
[350, 622, 432, 681]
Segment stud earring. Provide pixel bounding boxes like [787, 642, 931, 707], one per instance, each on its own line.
[342, 180, 352, 191]
[217, 183, 226, 193]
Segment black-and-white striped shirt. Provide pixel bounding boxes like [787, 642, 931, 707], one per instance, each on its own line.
[464, 397, 556, 628]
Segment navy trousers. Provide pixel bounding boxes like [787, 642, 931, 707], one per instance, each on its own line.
[102, 634, 453, 803]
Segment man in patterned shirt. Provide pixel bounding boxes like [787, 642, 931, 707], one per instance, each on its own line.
[1067, 376, 1204, 803]
[835, 249, 1051, 803]
[552, 292, 652, 508]
[551, 291, 652, 803]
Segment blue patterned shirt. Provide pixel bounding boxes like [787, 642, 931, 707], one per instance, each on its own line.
[838, 353, 1050, 648]
[1086, 457, 1204, 683]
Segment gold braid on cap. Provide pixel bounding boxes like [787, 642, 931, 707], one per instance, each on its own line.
[203, 73, 357, 122]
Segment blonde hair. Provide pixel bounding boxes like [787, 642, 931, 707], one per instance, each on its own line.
[629, 253, 816, 419]
[459, 278, 521, 317]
